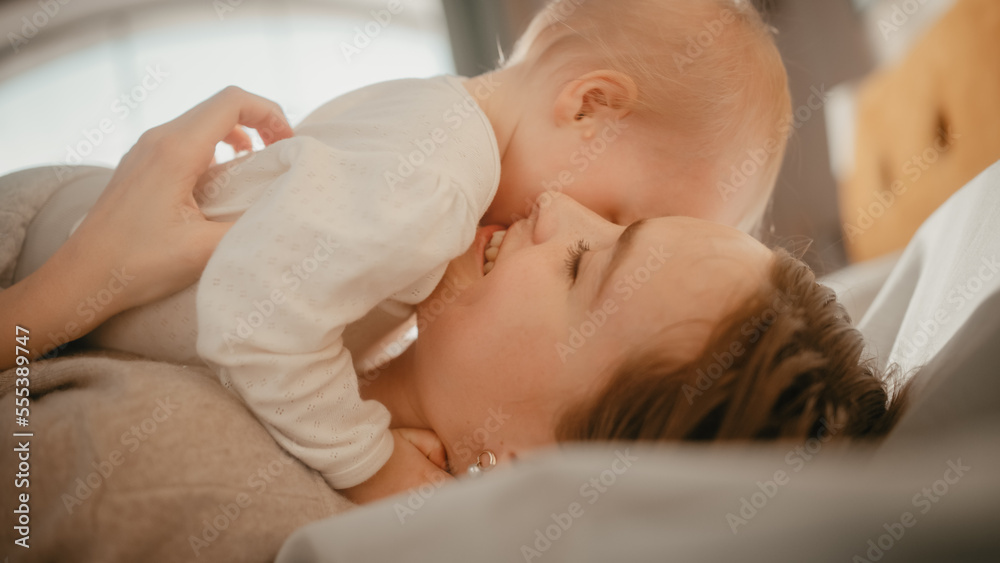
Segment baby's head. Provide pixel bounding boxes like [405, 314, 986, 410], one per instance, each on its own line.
[480, 0, 791, 233]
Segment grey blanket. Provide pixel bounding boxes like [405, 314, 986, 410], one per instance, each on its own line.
[0, 166, 352, 563]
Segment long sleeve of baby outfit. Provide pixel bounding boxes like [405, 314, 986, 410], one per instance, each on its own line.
[196, 76, 500, 489]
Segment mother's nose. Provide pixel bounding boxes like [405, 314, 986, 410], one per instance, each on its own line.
[531, 191, 617, 245]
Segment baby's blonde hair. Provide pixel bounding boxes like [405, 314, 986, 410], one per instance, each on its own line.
[510, 0, 792, 233]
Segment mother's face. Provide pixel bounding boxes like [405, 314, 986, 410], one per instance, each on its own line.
[412, 193, 773, 472]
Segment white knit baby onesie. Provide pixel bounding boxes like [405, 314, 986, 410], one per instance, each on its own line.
[90, 76, 501, 488]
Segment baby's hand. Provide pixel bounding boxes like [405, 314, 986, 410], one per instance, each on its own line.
[341, 428, 453, 505]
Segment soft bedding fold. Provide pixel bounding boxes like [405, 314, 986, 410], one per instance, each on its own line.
[0, 166, 353, 563]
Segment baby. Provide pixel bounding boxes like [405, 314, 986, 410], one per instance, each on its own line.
[81, 0, 791, 501]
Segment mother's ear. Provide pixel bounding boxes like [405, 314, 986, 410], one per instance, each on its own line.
[553, 70, 638, 138]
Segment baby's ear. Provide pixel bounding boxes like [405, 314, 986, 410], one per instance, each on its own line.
[554, 70, 638, 132]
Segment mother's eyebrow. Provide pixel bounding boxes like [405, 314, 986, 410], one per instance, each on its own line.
[594, 219, 649, 300]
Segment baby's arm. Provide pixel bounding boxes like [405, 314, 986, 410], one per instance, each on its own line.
[342, 428, 453, 504]
[196, 136, 479, 490]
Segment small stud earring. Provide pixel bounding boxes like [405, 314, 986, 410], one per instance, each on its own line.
[467, 450, 497, 476]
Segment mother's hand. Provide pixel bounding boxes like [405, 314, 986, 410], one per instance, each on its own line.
[74, 85, 294, 308]
[1, 87, 293, 368]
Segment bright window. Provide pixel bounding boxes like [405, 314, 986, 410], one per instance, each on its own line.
[0, 0, 453, 176]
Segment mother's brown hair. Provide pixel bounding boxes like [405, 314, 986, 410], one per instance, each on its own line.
[557, 248, 907, 443]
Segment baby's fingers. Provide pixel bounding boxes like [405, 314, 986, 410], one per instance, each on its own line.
[395, 428, 449, 472]
[222, 126, 253, 153]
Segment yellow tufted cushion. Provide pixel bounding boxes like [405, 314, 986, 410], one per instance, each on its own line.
[841, 0, 1000, 262]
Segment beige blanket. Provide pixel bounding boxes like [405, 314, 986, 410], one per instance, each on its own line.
[0, 167, 352, 563]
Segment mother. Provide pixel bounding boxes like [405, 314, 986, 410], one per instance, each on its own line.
[0, 89, 900, 494]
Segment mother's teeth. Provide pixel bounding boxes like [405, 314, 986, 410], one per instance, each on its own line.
[490, 230, 506, 246]
[484, 230, 506, 275]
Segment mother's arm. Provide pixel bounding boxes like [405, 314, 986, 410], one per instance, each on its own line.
[0, 86, 293, 370]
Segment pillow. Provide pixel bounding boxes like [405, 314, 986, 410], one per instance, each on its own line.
[856, 159, 1000, 379]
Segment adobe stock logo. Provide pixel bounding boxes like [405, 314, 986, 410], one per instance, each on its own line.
[7, 0, 72, 54]
[673, 8, 737, 72]
[340, 0, 405, 63]
[520, 450, 638, 561]
[877, 0, 934, 40]
[852, 459, 970, 562]
[725, 417, 843, 534]
[555, 245, 672, 363]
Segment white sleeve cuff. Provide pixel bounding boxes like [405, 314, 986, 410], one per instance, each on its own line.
[321, 430, 395, 490]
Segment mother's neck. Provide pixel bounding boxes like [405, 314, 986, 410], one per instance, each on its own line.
[358, 343, 427, 429]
